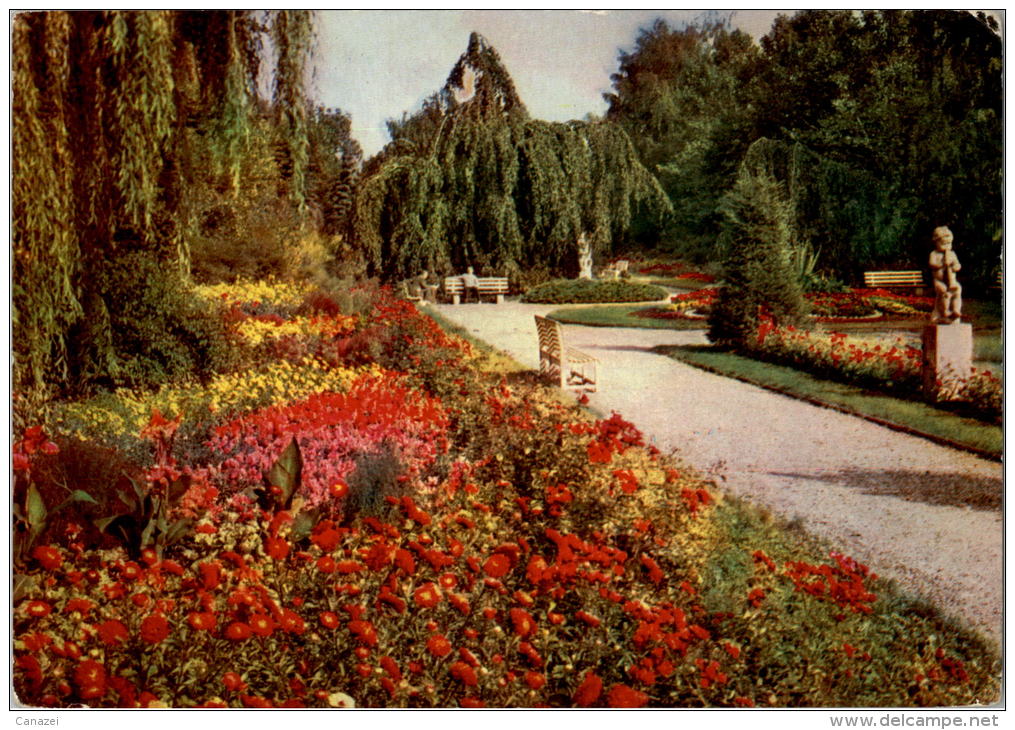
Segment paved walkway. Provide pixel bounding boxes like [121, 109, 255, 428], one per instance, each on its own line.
[431, 300, 1003, 649]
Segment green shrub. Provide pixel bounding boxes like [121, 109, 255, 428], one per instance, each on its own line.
[521, 278, 667, 304]
[75, 252, 234, 391]
[709, 170, 809, 346]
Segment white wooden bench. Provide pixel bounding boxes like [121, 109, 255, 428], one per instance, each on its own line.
[443, 276, 509, 304]
[534, 315, 598, 392]
[863, 271, 924, 290]
[600, 259, 629, 280]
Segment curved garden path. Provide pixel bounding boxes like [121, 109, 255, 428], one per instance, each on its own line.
[431, 300, 1003, 650]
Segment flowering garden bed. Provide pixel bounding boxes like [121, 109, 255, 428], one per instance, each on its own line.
[13, 280, 999, 707]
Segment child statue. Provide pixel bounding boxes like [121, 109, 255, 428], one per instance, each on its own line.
[929, 226, 962, 324]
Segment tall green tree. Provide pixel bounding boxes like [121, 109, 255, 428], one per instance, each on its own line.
[308, 106, 363, 239]
[752, 10, 1001, 281]
[354, 32, 670, 281]
[605, 17, 761, 256]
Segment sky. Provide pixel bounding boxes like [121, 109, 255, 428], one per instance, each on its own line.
[311, 10, 789, 158]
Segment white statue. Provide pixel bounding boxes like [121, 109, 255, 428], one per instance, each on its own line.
[929, 226, 962, 324]
[577, 233, 593, 280]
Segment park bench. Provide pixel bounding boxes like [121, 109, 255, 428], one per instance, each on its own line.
[863, 270, 924, 293]
[534, 315, 598, 392]
[600, 259, 629, 280]
[443, 276, 509, 304]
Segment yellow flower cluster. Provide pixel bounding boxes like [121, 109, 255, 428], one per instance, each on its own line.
[235, 315, 357, 347]
[51, 357, 382, 443]
[192, 278, 311, 310]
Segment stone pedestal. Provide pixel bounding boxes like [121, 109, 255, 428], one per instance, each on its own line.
[922, 323, 972, 400]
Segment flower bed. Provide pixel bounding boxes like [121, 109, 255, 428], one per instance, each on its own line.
[12, 281, 999, 708]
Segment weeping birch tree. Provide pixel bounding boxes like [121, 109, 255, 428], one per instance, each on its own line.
[354, 33, 670, 281]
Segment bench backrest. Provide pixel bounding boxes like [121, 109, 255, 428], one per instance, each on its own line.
[534, 315, 562, 356]
[478, 277, 509, 294]
[444, 277, 464, 294]
[863, 270, 923, 287]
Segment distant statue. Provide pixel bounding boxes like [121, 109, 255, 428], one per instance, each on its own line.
[929, 226, 962, 324]
[577, 233, 593, 280]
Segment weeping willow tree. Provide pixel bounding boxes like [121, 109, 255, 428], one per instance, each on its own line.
[354, 32, 671, 281]
[12, 10, 315, 415]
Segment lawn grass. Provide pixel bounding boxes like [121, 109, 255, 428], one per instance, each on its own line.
[549, 304, 706, 330]
[656, 344, 1002, 459]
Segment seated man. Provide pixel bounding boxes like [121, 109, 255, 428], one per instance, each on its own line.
[460, 266, 480, 303]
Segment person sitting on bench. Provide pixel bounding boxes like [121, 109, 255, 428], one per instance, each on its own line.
[460, 266, 480, 303]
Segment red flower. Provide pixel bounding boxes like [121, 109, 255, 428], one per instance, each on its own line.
[120, 561, 143, 581]
[509, 608, 536, 638]
[265, 536, 290, 560]
[608, 684, 648, 708]
[249, 614, 275, 637]
[329, 480, 349, 499]
[349, 620, 378, 647]
[525, 671, 546, 690]
[188, 612, 216, 631]
[32, 545, 63, 571]
[574, 671, 602, 707]
[74, 659, 107, 699]
[461, 697, 485, 708]
[24, 600, 52, 618]
[316, 555, 336, 573]
[449, 661, 478, 686]
[63, 598, 95, 617]
[222, 672, 247, 692]
[413, 582, 442, 609]
[483, 553, 511, 578]
[575, 610, 601, 628]
[241, 694, 272, 708]
[140, 614, 170, 644]
[427, 634, 453, 658]
[225, 622, 252, 641]
[380, 656, 402, 682]
[394, 549, 416, 575]
[97, 620, 129, 646]
[319, 611, 340, 629]
[279, 608, 305, 635]
[198, 561, 222, 590]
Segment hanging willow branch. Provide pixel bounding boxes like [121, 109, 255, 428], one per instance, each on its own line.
[353, 33, 671, 281]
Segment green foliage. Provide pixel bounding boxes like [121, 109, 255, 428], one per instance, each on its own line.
[73, 253, 234, 390]
[521, 279, 667, 304]
[12, 10, 318, 410]
[308, 106, 363, 239]
[708, 171, 808, 346]
[354, 33, 670, 281]
[346, 442, 407, 519]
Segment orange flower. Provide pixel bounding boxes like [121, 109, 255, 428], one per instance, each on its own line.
[222, 672, 247, 692]
[249, 614, 275, 637]
[316, 556, 337, 573]
[413, 583, 442, 609]
[438, 573, 458, 589]
[525, 671, 545, 690]
[140, 614, 169, 644]
[97, 620, 129, 646]
[31, 545, 62, 571]
[449, 661, 478, 687]
[225, 622, 252, 641]
[394, 549, 416, 575]
[483, 554, 511, 578]
[448, 593, 471, 616]
[188, 612, 216, 631]
[25, 600, 52, 618]
[329, 480, 349, 499]
[427, 634, 453, 658]
[120, 561, 144, 581]
[319, 611, 340, 629]
[509, 608, 536, 638]
[607, 684, 648, 708]
[574, 671, 602, 707]
[380, 656, 401, 682]
[279, 608, 305, 635]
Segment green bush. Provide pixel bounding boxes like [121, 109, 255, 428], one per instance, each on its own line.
[76, 252, 234, 390]
[709, 170, 808, 346]
[521, 278, 667, 304]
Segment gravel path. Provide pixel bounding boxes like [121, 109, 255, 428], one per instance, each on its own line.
[431, 300, 1003, 649]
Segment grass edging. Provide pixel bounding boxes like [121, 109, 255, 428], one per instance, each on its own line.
[548, 304, 704, 330]
[655, 345, 1002, 461]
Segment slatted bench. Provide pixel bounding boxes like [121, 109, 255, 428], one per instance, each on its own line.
[478, 277, 509, 303]
[863, 270, 924, 290]
[534, 315, 598, 392]
[443, 276, 509, 304]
